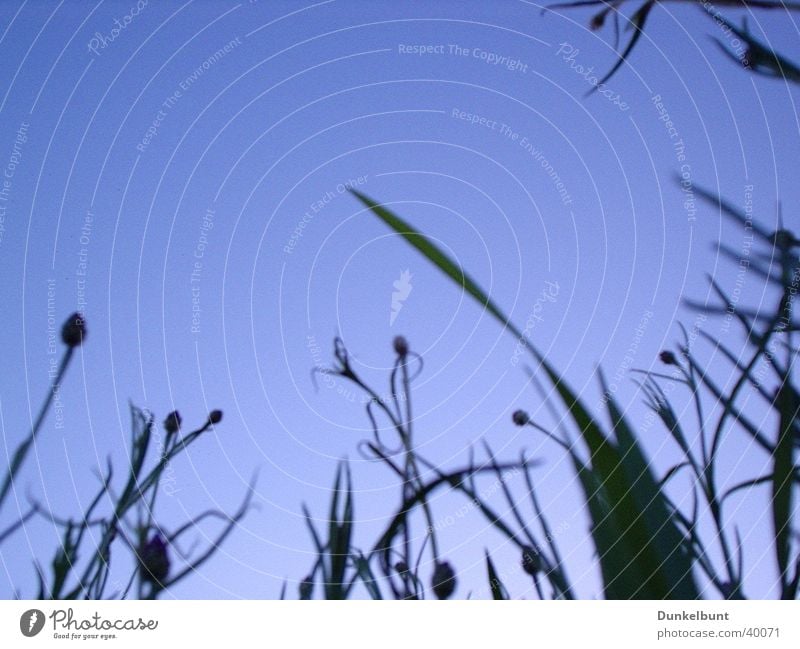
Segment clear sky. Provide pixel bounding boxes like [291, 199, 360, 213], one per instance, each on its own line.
[0, 0, 798, 599]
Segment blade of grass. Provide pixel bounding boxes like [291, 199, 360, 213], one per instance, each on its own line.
[485, 550, 509, 600]
[773, 384, 798, 598]
[598, 371, 699, 598]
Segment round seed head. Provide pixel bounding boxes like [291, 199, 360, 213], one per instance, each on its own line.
[61, 312, 87, 348]
[659, 350, 678, 366]
[163, 410, 182, 435]
[138, 534, 170, 586]
[512, 409, 530, 427]
[393, 335, 409, 358]
[431, 560, 457, 600]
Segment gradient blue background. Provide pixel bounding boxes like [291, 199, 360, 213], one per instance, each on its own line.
[0, 0, 797, 598]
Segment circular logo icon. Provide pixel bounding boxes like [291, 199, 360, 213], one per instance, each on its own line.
[20, 609, 45, 637]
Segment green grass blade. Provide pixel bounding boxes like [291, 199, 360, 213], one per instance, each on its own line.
[568, 454, 635, 599]
[598, 371, 699, 599]
[485, 550, 509, 600]
[773, 385, 798, 598]
[327, 462, 350, 599]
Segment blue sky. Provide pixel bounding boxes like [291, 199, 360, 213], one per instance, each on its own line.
[0, 0, 798, 598]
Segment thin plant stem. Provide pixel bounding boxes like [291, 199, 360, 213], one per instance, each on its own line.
[0, 347, 74, 510]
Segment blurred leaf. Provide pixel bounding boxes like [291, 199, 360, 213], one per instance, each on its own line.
[711, 13, 800, 82]
[51, 522, 78, 600]
[693, 183, 774, 243]
[591, 0, 654, 91]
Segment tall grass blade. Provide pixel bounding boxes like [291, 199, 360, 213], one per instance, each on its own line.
[598, 371, 699, 598]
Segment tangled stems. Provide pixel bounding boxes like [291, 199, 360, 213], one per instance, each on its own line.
[315, 336, 572, 599]
[1, 310, 250, 600]
[318, 336, 442, 597]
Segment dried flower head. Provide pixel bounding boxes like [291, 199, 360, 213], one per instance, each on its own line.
[512, 409, 530, 427]
[138, 534, 170, 586]
[61, 312, 87, 348]
[207, 410, 223, 425]
[163, 411, 182, 435]
[431, 560, 457, 600]
[393, 335, 409, 358]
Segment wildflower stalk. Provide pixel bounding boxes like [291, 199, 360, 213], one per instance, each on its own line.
[76, 413, 219, 598]
[0, 346, 74, 510]
[317, 337, 443, 596]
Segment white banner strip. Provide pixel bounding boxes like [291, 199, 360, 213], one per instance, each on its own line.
[1, 600, 798, 648]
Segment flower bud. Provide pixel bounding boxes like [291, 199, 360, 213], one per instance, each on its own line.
[163, 411, 182, 435]
[393, 336, 409, 358]
[207, 410, 223, 425]
[659, 351, 677, 366]
[521, 545, 542, 576]
[431, 560, 457, 599]
[138, 534, 170, 586]
[512, 409, 530, 427]
[590, 12, 606, 30]
[61, 312, 87, 348]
